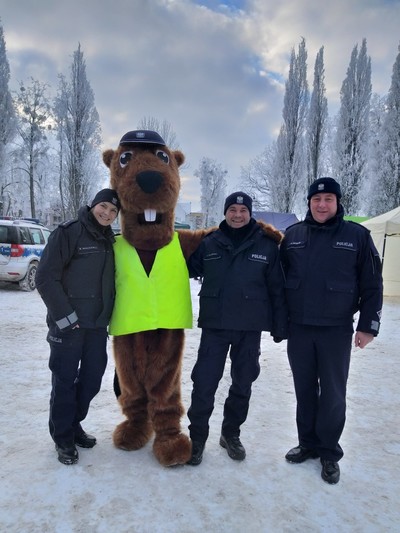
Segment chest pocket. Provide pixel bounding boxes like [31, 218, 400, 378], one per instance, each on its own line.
[76, 245, 102, 255]
[286, 240, 306, 250]
[332, 241, 358, 253]
[204, 252, 222, 261]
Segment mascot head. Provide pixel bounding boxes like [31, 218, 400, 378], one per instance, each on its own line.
[103, 130, 185, 250]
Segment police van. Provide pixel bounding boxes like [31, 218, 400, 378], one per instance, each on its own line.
[0, 218, 51, 291]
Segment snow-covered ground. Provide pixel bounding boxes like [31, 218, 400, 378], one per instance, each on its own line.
[0, 279, 399, 533]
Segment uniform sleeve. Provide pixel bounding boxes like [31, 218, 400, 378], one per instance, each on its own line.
[35, 227, 79, 331]
[356, 233, 383, 336]
[187, 239, 206, 278]
[266, 242, 289, 339]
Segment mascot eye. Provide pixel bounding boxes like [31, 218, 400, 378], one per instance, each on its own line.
[156, 150, 169, 164]
[120, 151, 133, 168]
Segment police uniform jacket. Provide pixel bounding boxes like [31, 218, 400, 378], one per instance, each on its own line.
[36, 206, 116, 331]
[188, 218, 288, 337]
[280, 206, 383, 335]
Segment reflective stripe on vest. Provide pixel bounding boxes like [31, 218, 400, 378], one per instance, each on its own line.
[109, 232, 192, 335]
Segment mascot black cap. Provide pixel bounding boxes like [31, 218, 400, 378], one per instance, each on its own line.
[119, 130, 166, 146]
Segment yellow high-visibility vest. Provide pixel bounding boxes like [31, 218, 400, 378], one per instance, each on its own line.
[109, 232, 192, 336]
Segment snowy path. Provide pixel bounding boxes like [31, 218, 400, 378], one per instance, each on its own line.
[0, 280, 399, 532]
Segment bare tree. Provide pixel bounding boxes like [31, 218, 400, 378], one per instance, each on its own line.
[334, 39, 371, 214]
[240, 144, 276, 210]
[137, 117, 179, 150]
[239, 39, 309, 213]
[14, 78, 51, 218]
[273, 38, 309, 212]
[195, 157, 227, 227]
[54, 44, 102, 218]
[367, 93, 386, 215]
[370, 44, 400, 214]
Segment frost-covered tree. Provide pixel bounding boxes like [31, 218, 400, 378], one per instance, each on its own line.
[54, 44, 102, 218]
[0, 20, 16, 215]
[306, 46, 328, 187]
[371, 44, 400, 213]
[14, 78, 51, 218]
[273, 38, 309, 212]
[137, 117, 179, 151]
[334, 39, 371, 214]
[195, 157, 227, 227]
[240, 145, 274, 210]
[53, 81, 68, 219]
[367, 93, 386, 215]
[240, 39, 309, 213]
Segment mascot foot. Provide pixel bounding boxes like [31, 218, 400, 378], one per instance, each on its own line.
[153, 432, 192, 467]
[113, 420, 153, 451]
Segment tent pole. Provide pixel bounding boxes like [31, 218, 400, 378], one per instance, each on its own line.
[381, 234, 387, 268]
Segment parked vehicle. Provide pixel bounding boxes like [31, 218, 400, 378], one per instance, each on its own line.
[0, 219, 51, 291]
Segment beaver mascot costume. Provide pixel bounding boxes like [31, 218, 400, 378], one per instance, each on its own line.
[103, 130, 212, 466]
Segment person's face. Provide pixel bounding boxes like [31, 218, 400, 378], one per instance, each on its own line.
[309, 193, 338, 223]
[225, 204, 251, 228]
[91, 202, 119, 226]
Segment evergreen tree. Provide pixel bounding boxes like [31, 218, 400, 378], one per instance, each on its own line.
[334, 38, 371, 214]
[0, 20, 16, 215]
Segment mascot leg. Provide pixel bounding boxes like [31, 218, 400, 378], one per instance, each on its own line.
[113, 335, 153, 450]
[147, 330, 192, 466]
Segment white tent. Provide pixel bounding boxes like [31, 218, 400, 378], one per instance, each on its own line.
[362, 206, 400, 296]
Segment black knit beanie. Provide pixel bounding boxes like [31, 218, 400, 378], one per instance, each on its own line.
[224, 191, 252, 216]
[90, 188, 121, 211]
[307, 177, 342, 200]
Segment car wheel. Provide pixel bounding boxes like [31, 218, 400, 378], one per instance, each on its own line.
[19, 262, 38, 291]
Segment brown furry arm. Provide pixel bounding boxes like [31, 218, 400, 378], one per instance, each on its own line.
[256, 219, 284, 244]
[177, 227, 218, 259]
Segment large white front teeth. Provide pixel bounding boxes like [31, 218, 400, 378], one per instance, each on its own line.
[144, 209, 157, 222]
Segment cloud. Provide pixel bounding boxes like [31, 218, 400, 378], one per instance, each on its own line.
[1, 0, 399, 209]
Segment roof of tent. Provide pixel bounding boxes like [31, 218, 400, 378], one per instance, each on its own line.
[362, 206, 400, 256]
[253, 211, 299, 232]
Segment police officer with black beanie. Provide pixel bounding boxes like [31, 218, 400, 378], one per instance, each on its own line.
[186, 191, 288, 466]
[280, 177, 383, 484]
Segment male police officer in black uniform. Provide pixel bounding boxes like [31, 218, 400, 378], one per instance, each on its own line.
[186, 192, 288, 466]
[280, 177, 383, 484]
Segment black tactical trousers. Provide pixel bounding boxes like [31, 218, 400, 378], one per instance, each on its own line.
[47, 326, 108, 446]
[188, 328, 261, 443]
[287, 322, 353, 462]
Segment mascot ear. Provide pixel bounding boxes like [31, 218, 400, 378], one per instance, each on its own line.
[173, 150, 185, 167]
[103, 149, 115, 169]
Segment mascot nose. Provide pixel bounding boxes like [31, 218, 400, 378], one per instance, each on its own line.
[136, 171, 163, 194]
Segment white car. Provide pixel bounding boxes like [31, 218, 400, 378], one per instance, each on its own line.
[0, 218, 51, 291]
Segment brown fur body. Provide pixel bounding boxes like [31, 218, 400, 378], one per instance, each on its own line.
[103, 138, 212, 466]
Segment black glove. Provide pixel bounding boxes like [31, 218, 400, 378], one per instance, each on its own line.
[273, 336, 283, 343]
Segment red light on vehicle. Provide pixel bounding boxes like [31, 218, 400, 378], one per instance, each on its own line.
[10, 244, 24, 257]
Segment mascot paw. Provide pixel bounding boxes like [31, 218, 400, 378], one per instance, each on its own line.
[153, 432, 192, 466]
[113, 420, 153, 451]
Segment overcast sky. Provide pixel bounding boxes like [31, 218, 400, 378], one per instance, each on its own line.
[1, 0, 399, 211]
